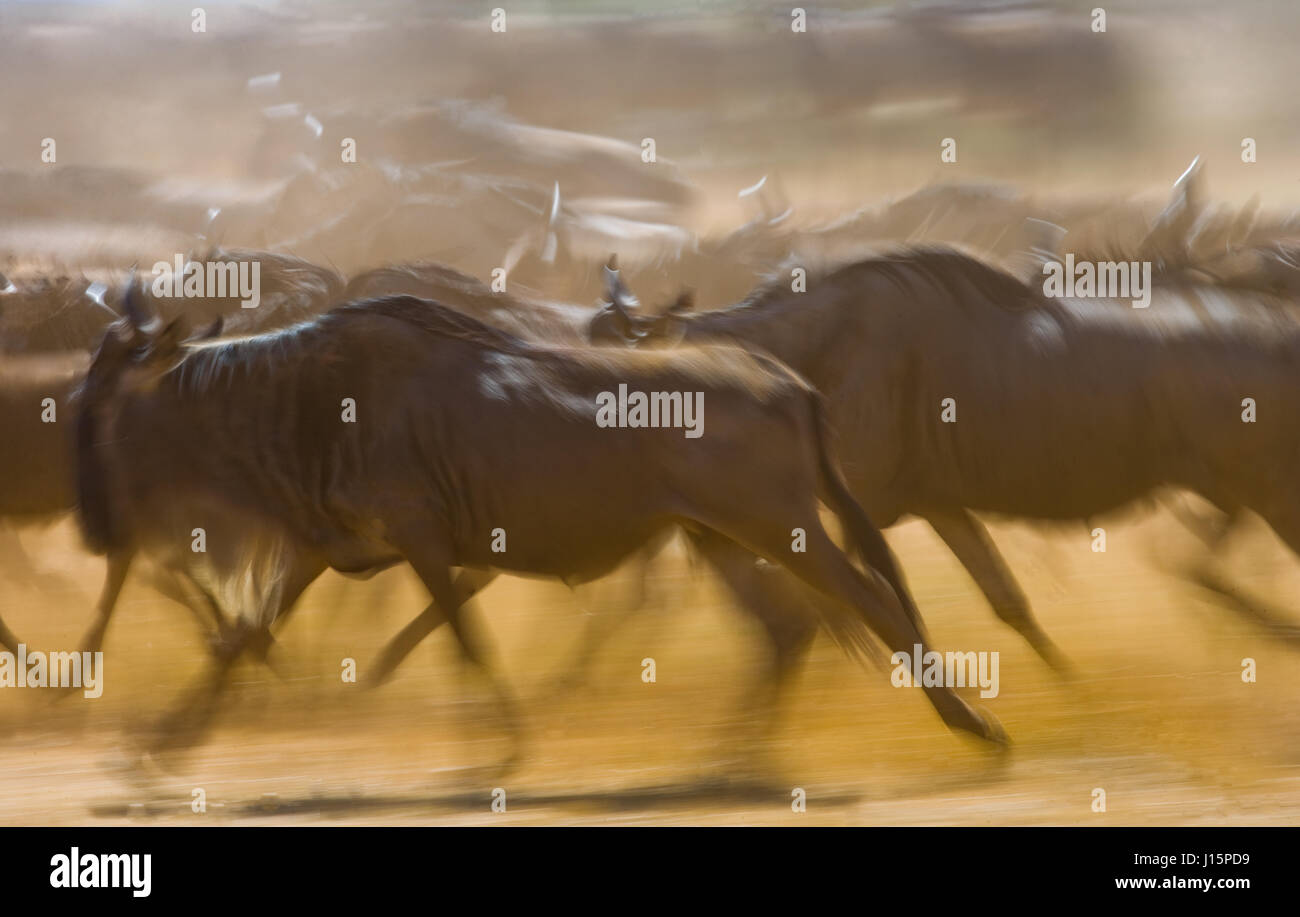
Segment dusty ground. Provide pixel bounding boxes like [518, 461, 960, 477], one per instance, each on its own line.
[2, 512, 1298, 826]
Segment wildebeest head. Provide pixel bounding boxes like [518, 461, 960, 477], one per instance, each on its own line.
[587, 257, 691, 347]
[77, 275, 221, 554]
[84, 274, 222, 399]
[587, 255, 641, 345]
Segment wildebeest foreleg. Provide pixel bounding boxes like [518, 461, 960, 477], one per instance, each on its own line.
[544, 536, 674, 695]
[372, 537, 522, 761]
[924, 509, 1075, 676]
[366, 601, 447, 688]
[240, 553, 330, 663]
[148, 651, 241, 757]
[147, 552, 326, 755]
[364, 567, 496, 687]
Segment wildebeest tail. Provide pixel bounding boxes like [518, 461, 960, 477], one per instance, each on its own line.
[809, 393, 929, 642]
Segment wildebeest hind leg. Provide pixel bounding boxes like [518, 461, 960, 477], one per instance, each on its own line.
[1206, 504, 1300, 647]
[690, 529, 821, 765]
[691, 529, 822, 694]
[1160, 493, 1300, 645]
[725, 518, 1007, 745]
[925, 509, 1075, 676]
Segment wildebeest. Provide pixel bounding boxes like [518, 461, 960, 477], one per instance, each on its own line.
[152, 247, 346, 337]
[592, 245, 1300, 672]
[0, 337, 238, 659]
[0, 250, 341, 656]
[1, 256, 629, 672]
[341, 260, 594, 342]
[0, 350, 90, 650]
[0, 273, 119, 353]
[0, 249, 344, 354]
[338, 259, 820, 687]
[73, 284, 1008, 755]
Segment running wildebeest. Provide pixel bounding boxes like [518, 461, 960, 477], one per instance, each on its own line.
[0, 335, 235, 658]
[0, 350, 90, 650]
[338, 259, 819, 690]
[341, 260, 594, 342]
[73, 284, 1008, 756]
[592, 245, 1300, 672]
[0, 250, 343, 656]
[0, 249, 344, 354]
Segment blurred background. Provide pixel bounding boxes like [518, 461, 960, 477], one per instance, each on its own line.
[1, 0, 1299, 825]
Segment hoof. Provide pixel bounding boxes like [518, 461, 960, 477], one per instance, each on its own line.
[1049, 655, 1080, 683]
[359, 669, 393, 692]
[969, 706, 1010, 747]
[538, 672, 585, 701]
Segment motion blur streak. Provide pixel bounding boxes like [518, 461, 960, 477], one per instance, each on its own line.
[0, 0, 1298, 826]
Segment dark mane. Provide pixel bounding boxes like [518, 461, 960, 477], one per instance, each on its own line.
[156, 295, 533, 399]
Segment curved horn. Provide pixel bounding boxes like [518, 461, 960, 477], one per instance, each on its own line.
[83, 281, 117, 316]
[602, 255, 638, 311]
[540, 181, 562, 264]
[121, 269, 159, 334]
[1140, 155, 1205, 264]
[548, 181, 561, 226]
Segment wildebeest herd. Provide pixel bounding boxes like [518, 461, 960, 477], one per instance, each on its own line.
[5, 143, 1300, 776]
